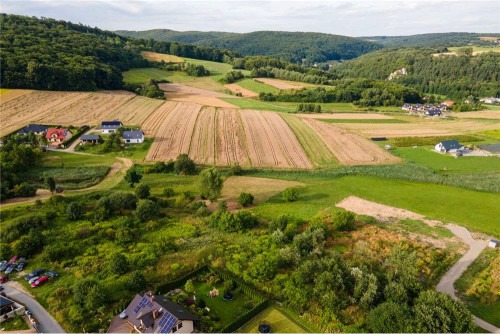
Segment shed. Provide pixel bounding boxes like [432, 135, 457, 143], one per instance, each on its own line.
[80, 134, 100, 144]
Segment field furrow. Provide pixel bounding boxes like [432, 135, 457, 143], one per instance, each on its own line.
[215, 108, 250, 166]
[142, 101, 177, 137]
[105, 96, 165, 126]
[189, 107, 215, 165]
[303, 118, 402, 165]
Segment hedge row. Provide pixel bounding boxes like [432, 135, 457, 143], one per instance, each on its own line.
[221, 299, 270, 333]
[60, 125, 90, 148]
[389, 134, 482, 147]
[210, 267, 267, 303]
[155, 265, 209, 295]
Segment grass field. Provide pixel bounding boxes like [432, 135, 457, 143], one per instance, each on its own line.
[318, 118, 408, 124]
[236, 79, 277, 94]
[219, 98, 358, 112]
[449, 46, 500, 53]
[123, 68, 173, 84]
[479, 129, 500, 139]
[141, 51, 184, 63]
[485, 104, 500, 111]
[280, 113, 338, 167]
[393, 147, 500, 173]
[237, 305, 308, 333]
[181, 57, 251, 81]
[455, 248, 500, 327]
[40, 151, 115, 167]
[75, 139, 153, 162]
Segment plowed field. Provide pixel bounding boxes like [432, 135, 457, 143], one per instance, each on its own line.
[215, 108, 250, 167]
[189, 107, 216, 165]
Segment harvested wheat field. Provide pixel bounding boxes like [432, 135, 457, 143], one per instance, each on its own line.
[448, 110, 500, 119]
[254, 78, 309, 89]
[141, 51, 184, 63]
[159, 82, 238, 108]
[299, 113, 393, 120]
[0, 89, 32, 104]
[141, 101, 177, 137]
[240, 109, 312, 168]
[189, 107, 216, 165]
[146, 102, 202, 161]
[224, 84, 258, 98]
[215, 108, 250, 167]
[303, 118, 401, 165]
[104, 96, 164, 126]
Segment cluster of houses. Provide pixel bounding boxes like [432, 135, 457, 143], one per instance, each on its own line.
[480, 97, 500, 104]
[402, 100, 455, 116]
[16, 120, 144, 146]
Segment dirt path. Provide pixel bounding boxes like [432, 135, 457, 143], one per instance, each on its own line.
[336, 196, 498, 333]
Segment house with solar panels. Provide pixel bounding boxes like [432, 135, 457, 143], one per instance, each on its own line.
[100, 120, 123, 134]
[113, 291, 198, 333]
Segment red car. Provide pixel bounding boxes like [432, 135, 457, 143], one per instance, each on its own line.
[8, 256, 18, 264]
[31, 276, 48, 288]
[0, 275, 7, 283]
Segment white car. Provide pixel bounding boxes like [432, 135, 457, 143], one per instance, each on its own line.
[28, 276, 39, 285]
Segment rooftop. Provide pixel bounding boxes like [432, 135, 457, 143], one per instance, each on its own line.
[123, 131, 144, 139]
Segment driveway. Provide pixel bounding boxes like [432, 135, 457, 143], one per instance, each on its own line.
[3, 283, 66, 333]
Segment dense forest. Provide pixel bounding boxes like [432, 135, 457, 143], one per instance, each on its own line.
[332, 47, 500, 98]
[115, 29, 236, 44]
[117, 30, 382, 63]
[363, 32, 500, 47]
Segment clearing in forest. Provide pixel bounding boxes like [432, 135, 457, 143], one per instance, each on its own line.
[239, 109, 312, 169]
[224, 84, 258, 98]
[146, 102, 201, 161]
[303, 118, 401, 165]
[215, 108, 250, 167]
[141, 51, 184, 63]
[189, 107, 216, 165]
[141, 101, 177, 137]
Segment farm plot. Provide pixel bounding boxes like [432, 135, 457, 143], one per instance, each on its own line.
[299, 113, 394, 119]
[146, 103, 201, 161]
[224, 84, 258, 98]
[141, 101, 177, 137]
[303, 118, 401, 165]
[104, 96, 164, 126]
[141, 51, 184, 63]
[189, 107, 216, 165]
[215, 108, 250, 167]
[448, 110, 500, 119]
[159, 82, 238, 108]
[240, 109, 312, 169]
[0, 89, 32, 104]
[254, 78, 308, 89]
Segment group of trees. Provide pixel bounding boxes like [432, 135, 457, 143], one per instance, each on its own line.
[296, 103, 322, 113]
[223, 70, 244, 83]
[160, 62, 210, 77]
[138, 79, 165, 99]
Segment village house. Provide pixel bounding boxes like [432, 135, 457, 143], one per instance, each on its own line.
[124, 131, 144, 144]
[80, 134, 100, 144]
[402, 103, 412, 111]
[17, 124, 48, 136]
[100, 120, 123, 134]
[110, 291, 198, 334]
[443, 100, 455, 107]
[425, 108, 442, 117]
[480, 97, 500, 104]
[45, 128, 69, 143]
[435, 140, 464, 154]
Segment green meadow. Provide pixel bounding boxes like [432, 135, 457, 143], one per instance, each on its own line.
[317, 118, 408, 124]
[235, 78, 277, 94]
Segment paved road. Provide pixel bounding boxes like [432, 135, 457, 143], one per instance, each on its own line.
[3, 283, 66, 333]
[436, 224, 499, 333]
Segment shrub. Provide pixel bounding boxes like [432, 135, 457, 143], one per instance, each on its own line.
[163, 187, 175, 197]
[174, 154, 196, 175]
[66, 202, 85, 221]
[269, 215, 289, 231]
[135, 199, 160, 222]
[238, 192, 254, 207]
[282, 187, 299, 202]
[126, 271, 146, 292]
[124, 168, 142, 187]
[229, 165, 243, 176]
[15, 230, 45, 257]
[135, 183, 150, 199]
[199, 167, 224, 201]
[14, 183, 37, 197]
[368, 302, 411, 333]
[108, 253, 129, 275]
[332, 211, 355, 231]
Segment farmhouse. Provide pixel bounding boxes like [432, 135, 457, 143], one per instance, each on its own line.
[110, 291, 198, 333]
[80, 134, 100, 144]
[17, 124, 48, 135]
[100, 120, 123, 133]
[45, 128, 68, 143]
[425, 108, 442, 116]
[124, 131, 144, 144]
[435, 140, 464, 154]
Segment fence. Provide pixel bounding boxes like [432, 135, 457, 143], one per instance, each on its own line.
[155, 265, 209, 295]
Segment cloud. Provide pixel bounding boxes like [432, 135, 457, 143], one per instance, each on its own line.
[1, 0, 499, 35]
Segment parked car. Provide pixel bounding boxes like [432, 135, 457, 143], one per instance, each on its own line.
[0, 262, 8, 271]
[28, 276, 40, 285]
[25, 269, 44, 281]
[5, 264, 16, 274]
[44, 271, 58, 278]
[31, 276, 48, 288]
[8, 256, 18, 264]
[16, 261, 26, 272]
[0, 275, 7, 283]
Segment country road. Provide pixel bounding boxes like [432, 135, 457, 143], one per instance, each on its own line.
[3, 283, 66, 333]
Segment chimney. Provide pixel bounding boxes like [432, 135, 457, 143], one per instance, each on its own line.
[153, 309, 158, 320]
[149, 295, 155, 303]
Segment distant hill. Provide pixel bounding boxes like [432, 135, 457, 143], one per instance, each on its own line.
[362, 33, 500, 47]
[115, 29, 382, 63]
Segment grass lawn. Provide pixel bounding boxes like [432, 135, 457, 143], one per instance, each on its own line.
[75, 139, 153, 162]
[123, 68, 173, 84]
[393, 147, 500, 173]
[40, 151, 115, 167]
[0, 315, 30, 331]
[236, 79, 277, 94]
[0, 88, 13, 95]
[237, 305, 308, 333]
[219, 98, 358, 112]
[455, 248, 500, 327]
[181, 57, 251, 81]
[317, 118, 408, 124]
[480, 129, 500, 139]
[485, 104, 500, 111]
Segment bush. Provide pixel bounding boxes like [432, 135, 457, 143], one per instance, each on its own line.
[229, 165, 243, 176]
[199, 167, 224, 201]
[332, 211, 355, 231]
[126, 271, 146, 292]
[282, 187, 299, 202]
[269, 215, 289, 232]
[108, 192, 137, 212]
[368, 302, 411, 333]
[135, 183, 150, 199]
[237, 192, 254, 207]
[66, 202, 85, 221]
[135, 199, 160, 222]
[15, 230, 45, 257]
[124, 168, 142, 187]
[14, 183, 37, 197]
[108, 253, 129, 275]
[174, 154, 196, 175]
[163, 187, 175, 197]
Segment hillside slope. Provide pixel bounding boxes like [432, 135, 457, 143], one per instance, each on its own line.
[363, 32, 500, 47]
[116, 29, 382, 63]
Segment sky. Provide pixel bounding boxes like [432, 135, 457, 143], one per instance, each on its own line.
[1, 0, 499, 36]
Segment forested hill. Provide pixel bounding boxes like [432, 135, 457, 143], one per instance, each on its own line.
[363, 33, 500, 47]
[115, 29, 237, 44]
[332, 47, 500, 99]
[116, 30, 382, 63]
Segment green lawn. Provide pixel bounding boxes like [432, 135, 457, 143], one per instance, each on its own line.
[317, 118, 408, 124]
[485, 104, 500, 111]
[122, 68, 174, 84]
[219, 98, 358, 112]
[455, 248, 500, 327]
[40, 151, 115, 167]
[393, 147, 500, 173]
[237, 305, 308, 333]
[0, 315, 30, 331]
[75, 139, 153, 162]
[236, 79, 277, 94]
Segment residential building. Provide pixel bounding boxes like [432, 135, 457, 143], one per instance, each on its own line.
[401, 103, 411, 111]
[435, 140, 464, 154]
[480, 97, 500, 104]
[100, 120, 123, 134]
[425, 108, 442, 117]
[124, 131, 144, 144]
[45, 128, 68, 143]
[443, 100, 455, 107]
[80, 134, 100, 144]
[17, 124, 48, 135]
[112, 291, 198, 333]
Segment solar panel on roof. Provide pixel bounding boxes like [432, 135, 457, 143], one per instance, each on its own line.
[158, 313, 178, 334]
[133, 305, 141, 313]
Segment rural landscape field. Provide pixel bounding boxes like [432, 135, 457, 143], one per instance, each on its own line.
[0, 3, 499, 334]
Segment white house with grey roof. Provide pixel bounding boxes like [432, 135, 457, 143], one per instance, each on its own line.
[435, 140, 464, 154]
[123, 131, 144, 144]
[100, 120, 123, 134]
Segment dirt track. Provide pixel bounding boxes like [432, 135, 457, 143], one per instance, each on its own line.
[303, 118, 401, 165]
[224, 84, 258, 97]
